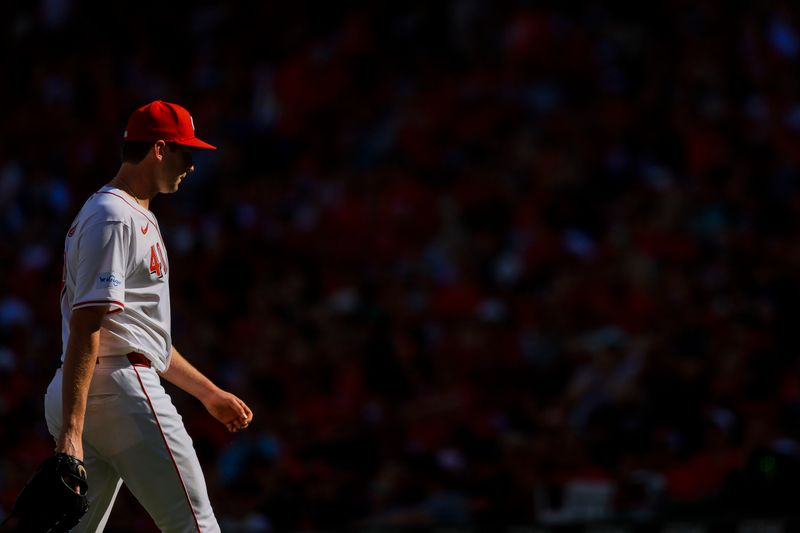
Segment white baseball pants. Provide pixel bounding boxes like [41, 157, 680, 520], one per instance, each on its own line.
[45, 355, 220, 532]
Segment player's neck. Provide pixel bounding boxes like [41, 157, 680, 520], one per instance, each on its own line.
[110, 169, 152, 210]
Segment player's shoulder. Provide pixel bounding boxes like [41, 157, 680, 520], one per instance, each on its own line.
[82, 186, 144, 223]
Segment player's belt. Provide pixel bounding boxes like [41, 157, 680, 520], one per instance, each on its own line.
[125, 352, 151, 367]
[94, 352, 151, 367]
[58, 352, 151, 368]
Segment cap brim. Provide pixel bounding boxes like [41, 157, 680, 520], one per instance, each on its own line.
[175, 137, 217, 150]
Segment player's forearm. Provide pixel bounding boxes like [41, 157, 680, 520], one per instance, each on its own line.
[161, 346, 253, 432]
[59, 308, 106, 454]
[159, 346, 220, 403]
[61, 336, 98, 436]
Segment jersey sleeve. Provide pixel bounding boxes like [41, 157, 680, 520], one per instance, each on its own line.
[72, 220, 130, 313]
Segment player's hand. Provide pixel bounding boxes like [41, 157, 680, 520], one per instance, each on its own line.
[202, 389, 253, 433]
[55, 433, 85, 491]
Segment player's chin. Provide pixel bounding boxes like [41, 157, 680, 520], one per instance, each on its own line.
[168, 176, 185, 192]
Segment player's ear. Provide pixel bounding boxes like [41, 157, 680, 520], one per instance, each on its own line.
[153, 140, 168, 161]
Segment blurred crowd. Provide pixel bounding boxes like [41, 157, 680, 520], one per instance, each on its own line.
[4, 0, 800, 530]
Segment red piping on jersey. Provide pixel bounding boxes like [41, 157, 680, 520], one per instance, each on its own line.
[133, 366, 203, 532]
[72, 300, 125, 310]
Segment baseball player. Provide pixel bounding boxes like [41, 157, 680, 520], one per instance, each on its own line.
[44, 100, 253, 532]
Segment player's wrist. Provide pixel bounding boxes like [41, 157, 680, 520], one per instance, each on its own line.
[197, 384, 223, 406]
[56, 433, 84, 459]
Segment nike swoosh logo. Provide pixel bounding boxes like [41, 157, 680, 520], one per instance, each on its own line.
[141, 224, 150, 235]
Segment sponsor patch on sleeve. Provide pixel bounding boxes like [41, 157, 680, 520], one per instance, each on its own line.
[97, 271, 123, 289]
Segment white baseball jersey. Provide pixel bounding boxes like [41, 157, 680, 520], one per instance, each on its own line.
[61, 185, 171, 372]
[49, 183, 220, 532]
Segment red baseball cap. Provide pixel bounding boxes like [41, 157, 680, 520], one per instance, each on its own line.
[123, 100, 216, 150]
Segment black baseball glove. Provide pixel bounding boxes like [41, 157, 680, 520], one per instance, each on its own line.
[2, 453, 88, 532]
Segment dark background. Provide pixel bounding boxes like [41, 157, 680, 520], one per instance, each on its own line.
[3, 1, 800, 531]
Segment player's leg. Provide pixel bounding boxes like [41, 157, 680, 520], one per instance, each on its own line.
[111, 365, 220, 533]
[45, 370, 124, 533]
[69, 452, 123, 533]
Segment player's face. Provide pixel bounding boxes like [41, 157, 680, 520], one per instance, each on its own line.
[159, 144, 194, 193]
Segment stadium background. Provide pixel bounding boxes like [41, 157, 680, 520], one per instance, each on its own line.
[3, 1, 800, 531]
